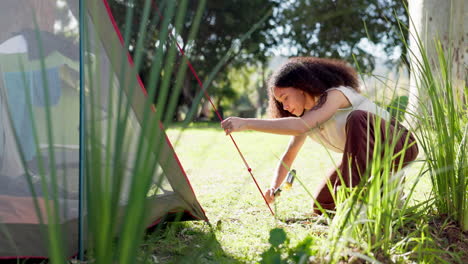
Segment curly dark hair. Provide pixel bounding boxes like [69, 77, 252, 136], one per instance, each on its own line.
[267, 57, 360, 118]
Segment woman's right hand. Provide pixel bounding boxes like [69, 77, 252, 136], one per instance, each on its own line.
[264, 187, 277, 204]
[221, 117, 248, 135]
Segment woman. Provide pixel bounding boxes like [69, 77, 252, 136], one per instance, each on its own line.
[221, 57, 418, 214]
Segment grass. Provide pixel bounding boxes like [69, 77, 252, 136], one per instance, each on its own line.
[411, 41, 468, 232]
[168, 122, 342, 221]
[134, 122, 443, 263]
[167, 124, 336, 262]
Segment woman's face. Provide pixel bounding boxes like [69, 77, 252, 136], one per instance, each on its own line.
[273, 86, 315, 116]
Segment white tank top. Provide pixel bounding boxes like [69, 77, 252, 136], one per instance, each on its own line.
[306, 86, 391, 153]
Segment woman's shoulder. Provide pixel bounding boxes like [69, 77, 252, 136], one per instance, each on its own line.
[327, 86, 364, 106]
[327, 85, 360, 94]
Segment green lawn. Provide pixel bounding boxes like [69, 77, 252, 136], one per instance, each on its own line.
[145, 122, 431, 263]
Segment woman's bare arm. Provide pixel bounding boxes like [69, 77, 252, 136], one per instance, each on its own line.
[221, 89, 350, 136]
[271, 134, 306, 189]
[264, 134, 306, 204]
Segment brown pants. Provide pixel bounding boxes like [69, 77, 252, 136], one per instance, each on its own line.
[313, 110, 419, 214]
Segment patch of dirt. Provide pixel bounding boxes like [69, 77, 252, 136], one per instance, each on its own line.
[280, 214, 330, 226]
[282, 217, 314, 225]
[428, 215, 468, 263]
[277, 215, 330, 235]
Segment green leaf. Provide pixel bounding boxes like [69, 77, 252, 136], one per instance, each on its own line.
[268, 228, 287, 247]
[260, 248, 282, 264]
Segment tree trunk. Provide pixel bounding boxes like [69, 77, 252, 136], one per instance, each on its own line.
[406, 0, 466, 125]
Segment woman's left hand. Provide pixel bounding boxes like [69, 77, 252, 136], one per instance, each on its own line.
[221, 117, 248, 135]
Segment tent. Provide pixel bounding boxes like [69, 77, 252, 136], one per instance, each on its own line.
[0, 0, 207, 259]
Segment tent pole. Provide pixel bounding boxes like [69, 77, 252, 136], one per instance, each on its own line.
[78, 0, 85, 261]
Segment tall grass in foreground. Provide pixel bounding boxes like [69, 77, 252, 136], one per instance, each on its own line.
[318, 35, 468, 261]
[83, 0, 206, 262]
[314, 19, 467, 263]
[321, 100, 431, 263]
[408, 39, 468, 231]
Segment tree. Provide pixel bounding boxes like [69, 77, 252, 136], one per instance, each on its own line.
[274, 0, 409, 73]
[109, 0, 279, 120]
[406, 0, 466, 122]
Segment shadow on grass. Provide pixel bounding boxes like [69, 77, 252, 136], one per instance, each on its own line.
[143, 220, 242, 264]
[278, 214, 331, 225]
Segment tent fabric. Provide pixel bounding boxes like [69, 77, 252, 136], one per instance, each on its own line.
[0, 0, 207, 259]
